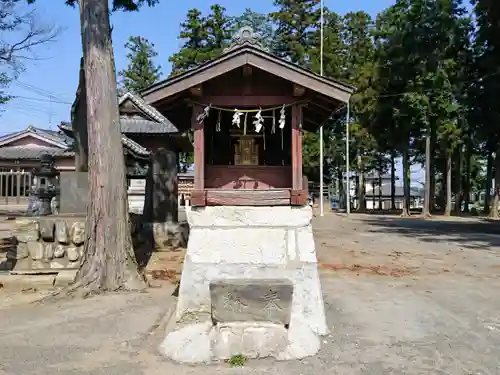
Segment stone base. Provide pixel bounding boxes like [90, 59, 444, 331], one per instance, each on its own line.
[159, 206, 328, 363]
[159, 319, 320, 363]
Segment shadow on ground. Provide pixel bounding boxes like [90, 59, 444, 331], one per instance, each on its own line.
[359, 215, 500, 249]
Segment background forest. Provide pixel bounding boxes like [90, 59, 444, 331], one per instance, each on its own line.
[119, 0, 500, 218]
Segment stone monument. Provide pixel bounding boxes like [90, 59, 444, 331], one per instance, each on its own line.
[159, 206, 328, 363]
[58, 171, 89, 215]
[27, 154, 60, 216]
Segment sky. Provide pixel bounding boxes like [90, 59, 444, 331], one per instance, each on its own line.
[0, 0, 395, 134]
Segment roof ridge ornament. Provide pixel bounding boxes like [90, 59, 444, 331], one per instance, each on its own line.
[223, 26, 269, 54]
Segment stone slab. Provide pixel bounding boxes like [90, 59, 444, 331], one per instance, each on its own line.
[59, 171, 89, 214]
[187, 206, 313, 228]
[159, 319, 320, 363]
[210, 279, 293, 326]
[0, 274, 56, 290]
[54, 270, 77, 287]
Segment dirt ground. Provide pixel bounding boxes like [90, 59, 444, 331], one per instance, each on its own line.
[0, 212, 500, 374]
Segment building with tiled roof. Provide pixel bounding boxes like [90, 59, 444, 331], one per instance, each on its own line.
[0, 91, 194, 206]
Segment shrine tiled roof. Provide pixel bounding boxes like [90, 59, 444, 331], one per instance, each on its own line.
[119, 117, 177, 134]
[118, 92, 178, 134]
[0, 145, 74, 160]
[121, 135, 151, 158]
[58, 122, 151, 159]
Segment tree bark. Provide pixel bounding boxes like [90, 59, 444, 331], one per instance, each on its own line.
[444, 150, 452, 216]
[390, 151, 396, 210]
[401, 147, 410, 216]
[490, 149, 500, 218]
[429, 125, 437, 212]
[463, 145, 471, 213]
[422, 129, 431, 217]
[337, 168, 344, 209]
[454, 147, 462, 216]
[73, 0, 146, 294]
[71, 57, 89, 172]
[372, 179, 376, 210]
[378, 170, 382, 210]
[359, 173, 366, 211]
[484, 151, 493, 215]
[357, 155, 366, 211]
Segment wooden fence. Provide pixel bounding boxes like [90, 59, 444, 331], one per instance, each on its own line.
[0, 170, 32, 205]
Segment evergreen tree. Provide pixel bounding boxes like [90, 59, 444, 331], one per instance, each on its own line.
[231, 8, 275, 51]
[168, 8, 209, 76]
[26, 0, 163, 296]
[471, 0, 500, 217]
[341, 11, 374, 83]
[308, 8, 345, 78]
[205, 4, 233, 59]
[119, 36, 162, 93]
[270, 0, 321, 66]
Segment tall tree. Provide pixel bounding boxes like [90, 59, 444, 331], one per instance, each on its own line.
[28, 0, 161, 296]
[119, 36, 162, 93]
[270, 0, 320, 66]
[371, 1, 431, 216]
[471, 0, 500, 217]
[168, 8, 209, 76]
[231, 8, 275, 51]
[204, 4, 233, 59]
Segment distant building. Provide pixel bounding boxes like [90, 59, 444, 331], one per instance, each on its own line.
[0, 92, 194, 207]
[352, 173, 424, 210]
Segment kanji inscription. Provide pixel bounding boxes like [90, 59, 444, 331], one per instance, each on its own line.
[209, 279, 293, 326]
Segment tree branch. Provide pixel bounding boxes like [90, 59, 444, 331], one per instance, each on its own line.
[0, 1, 63, 69]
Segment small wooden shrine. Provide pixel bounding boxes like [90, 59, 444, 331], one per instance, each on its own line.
[141, 27, 353, 207]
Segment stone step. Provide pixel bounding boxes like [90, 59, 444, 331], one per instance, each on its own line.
[146, 250, 185, 283]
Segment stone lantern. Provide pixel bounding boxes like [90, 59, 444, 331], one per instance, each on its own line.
[27, 154, 60, 216]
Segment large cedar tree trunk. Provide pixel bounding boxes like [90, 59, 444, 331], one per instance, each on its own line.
[463, 146, 471, 213]
[490, 149, 500, 218]
[484, 151, 493, 214]
[74, 0, 146, 293]
[454, 148, 462, 216]
[429, 125, 437, 211]
[444, 150, 452, 216]
[358, 172, 366, 211]
[401, 147, 411, 216]
[377, 171, 382, 210]
[337, 169, 344, 209]
[422, 130, 432, 217]
[390, 151, 396, 210]
[357, 155, 366, 211]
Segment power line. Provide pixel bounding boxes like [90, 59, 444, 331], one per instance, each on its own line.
[10, 95, 71, 105]
[13, 80, 72, 103]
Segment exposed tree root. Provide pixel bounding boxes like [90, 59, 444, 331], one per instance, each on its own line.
[400, 210, 411, 217]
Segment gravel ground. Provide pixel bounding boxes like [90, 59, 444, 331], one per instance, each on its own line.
[0, 212, 499, 374]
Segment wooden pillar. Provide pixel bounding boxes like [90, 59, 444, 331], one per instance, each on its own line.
[191, 104, 206, 206]
[291, 104, 303, 190]
[291, 104, 306, 205]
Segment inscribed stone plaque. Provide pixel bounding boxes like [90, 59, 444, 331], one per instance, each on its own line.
[59, 172, 89, 214]
[210, 279, 293, 326]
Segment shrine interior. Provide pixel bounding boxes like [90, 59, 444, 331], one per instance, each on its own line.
[204, 108, 292, 167]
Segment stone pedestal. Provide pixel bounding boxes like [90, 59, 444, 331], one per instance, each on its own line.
[159, 206, 328, 363]
[59, 172, 89, 214]
[144, 149, 178, 223]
